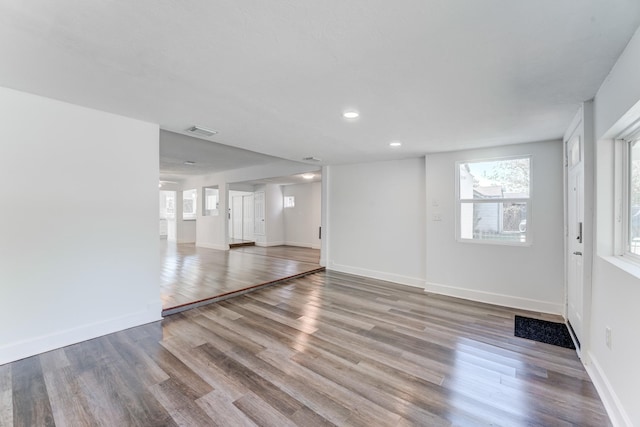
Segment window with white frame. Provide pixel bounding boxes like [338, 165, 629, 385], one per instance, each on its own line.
[618, 122, 640, 259]
[182, 189, 197, 220]
[203, 186, 219, 216]
[284, 196, 295, 208]
[159, 191, 176, 219]
[457, 156, 531, 244]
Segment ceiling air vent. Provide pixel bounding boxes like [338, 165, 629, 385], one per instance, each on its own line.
[186, 125, 218, 137]
[302, 156, 322, 162]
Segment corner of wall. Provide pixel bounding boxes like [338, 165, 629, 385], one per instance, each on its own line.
[328, 262, 426, 289]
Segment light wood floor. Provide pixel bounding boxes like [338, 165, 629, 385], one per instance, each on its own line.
[160, 242, 322, 312]
[2, 271, 610, 426]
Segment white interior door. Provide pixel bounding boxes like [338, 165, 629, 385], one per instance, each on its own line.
[254, 191, 265, 236]
[567, 134, 584, 343]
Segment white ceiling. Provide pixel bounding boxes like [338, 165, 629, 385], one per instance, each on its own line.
[233, 171, 323, 187]
[1, 1, 639, 167]
[159, 130, 287, 182]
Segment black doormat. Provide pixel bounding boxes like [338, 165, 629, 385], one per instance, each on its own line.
[514, 315, 576, 349]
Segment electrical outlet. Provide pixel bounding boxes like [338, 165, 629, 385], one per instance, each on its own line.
[432, 214, 442, 221]
[605, 327, 612, 349]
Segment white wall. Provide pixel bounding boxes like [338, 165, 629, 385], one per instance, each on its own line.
[175, 189, 197, 243]
[595, 27, 640, 141]
[589, 26, 640, 427]
[180, 220, 197, 243]
[283, 182, 321, 249]
[326, 158, 426, 287]
[0, 87, 161, 365]
[425, 141, 565, 314]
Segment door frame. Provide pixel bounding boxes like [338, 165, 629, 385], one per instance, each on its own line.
[566, 134, 584, 344]
[563, 103, 595, 362]
[229, 190, 255, 242]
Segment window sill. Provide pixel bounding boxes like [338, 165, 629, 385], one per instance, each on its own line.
[457, 238, 532, 247]
[602, 255, 640, 280]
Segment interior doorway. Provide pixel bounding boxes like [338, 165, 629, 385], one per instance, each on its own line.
[159, 190, 176, 241]
[229, 190, 255, 244]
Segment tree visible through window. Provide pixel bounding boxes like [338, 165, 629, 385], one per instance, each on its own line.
[458, 157, 531, 244]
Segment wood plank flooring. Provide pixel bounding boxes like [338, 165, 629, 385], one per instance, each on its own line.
[4, 271, 610, 426]
[160, 242, 321, 311]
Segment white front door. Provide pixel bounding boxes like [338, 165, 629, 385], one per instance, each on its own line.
[567, 134, 584, 343]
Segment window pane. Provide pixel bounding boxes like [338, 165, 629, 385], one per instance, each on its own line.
[459, 157, 530, 199]
[183, 189, 197, 220]
[284, 196, 295, 208]
[159, 191, 175, 219]
[460, 202, 527, 243]
[629, 141, 640, 254]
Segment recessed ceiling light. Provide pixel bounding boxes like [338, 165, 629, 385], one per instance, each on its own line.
[343, 111, 359, 119]
[389, 141, 402, 147]
[302, 173, 315, 179]
[184, 160, 196, 165]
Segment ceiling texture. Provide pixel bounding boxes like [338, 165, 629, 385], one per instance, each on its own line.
[159, 130, 287, 182]
[1, 1, 640, 172]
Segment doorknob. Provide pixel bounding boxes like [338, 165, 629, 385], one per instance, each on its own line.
[573, 251, 582, 256]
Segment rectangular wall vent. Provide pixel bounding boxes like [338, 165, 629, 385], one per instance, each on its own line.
[186, 125, 218, 137]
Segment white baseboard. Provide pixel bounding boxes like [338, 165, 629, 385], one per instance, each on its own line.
[0, 300, 162, 366]
[196, 242, 229, 250]
[255, 241, 285, 247]
[584, 353, 632, 427]
[423, 281, 563, 314]
[283, 241, 321, 250]
[328, 262, 426, 288]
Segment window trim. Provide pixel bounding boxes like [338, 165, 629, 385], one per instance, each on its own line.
[455, 155, 532, 246]
[615, 121, 640, 263]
